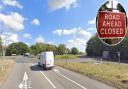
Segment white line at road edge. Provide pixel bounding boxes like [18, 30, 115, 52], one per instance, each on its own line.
[40, 71, 56, 89]
[54, 69, 87, 89]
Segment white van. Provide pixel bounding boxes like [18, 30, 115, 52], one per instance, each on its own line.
[38, 51, 54, 69]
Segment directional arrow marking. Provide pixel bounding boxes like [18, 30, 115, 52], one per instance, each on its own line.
[23, 72, 28, 81]
[19, 72, 32, 89]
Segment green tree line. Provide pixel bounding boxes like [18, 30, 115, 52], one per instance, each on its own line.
[30, 43, 79, 55]
[86, 35, 128, 60]
[0, 37, 80, 56]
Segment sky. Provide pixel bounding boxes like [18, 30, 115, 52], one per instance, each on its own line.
[0, 0, 128, 52]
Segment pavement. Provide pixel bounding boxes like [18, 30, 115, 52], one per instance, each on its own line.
[1, 56, 116, 89]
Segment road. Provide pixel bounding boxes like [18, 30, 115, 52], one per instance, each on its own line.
[1, 56, 116, 89]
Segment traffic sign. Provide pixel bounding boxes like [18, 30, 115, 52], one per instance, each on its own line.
[96, 1, 127, 46]
[97, 11, 126, 38]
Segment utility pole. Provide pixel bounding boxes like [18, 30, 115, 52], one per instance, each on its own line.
[2, 38, 6, 58]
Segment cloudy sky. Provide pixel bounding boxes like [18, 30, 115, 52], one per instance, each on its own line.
[0, 0, 128, 52]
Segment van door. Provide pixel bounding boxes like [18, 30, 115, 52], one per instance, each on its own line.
[46, 52, 54, 67]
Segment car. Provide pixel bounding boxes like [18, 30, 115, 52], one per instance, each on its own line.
[38, 51, 54, 70]
[11, 54, 16, 56]
[24, 53, 30, 57]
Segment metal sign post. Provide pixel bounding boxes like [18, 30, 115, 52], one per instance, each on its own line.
[117, 52, 120, 64]
[96, 0, 127, 46]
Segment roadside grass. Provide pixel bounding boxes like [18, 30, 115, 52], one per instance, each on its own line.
[56, 62, 128, 89]
[0, 59, 14, 88]
[55, 54, 78, 60]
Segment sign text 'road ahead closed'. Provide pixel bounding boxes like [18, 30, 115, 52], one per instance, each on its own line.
[97, 11, 126, 38]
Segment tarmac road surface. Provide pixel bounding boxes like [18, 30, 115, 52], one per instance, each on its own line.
[1, 56, 116, 89]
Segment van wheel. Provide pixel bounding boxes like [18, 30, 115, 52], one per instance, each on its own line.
[43, 66, 47, 70]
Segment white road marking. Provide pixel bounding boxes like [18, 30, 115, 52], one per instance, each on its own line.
[19, 72, 32, 89]
[40, 71, 56, 88]
[24, 72, 28, 80]
[54, 69, 87, 89]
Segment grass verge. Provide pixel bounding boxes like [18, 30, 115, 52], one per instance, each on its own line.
[0, 59, 14, 88]
[56, 62, 128, 89]
[55, 54, 78, 60]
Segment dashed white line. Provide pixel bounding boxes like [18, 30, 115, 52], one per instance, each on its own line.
[54, 69, 87, 89]
[40, 71, 56, 89]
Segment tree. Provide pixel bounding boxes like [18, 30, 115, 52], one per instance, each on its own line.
[18, 42, 31, 55]
[86, 35, 103, 56]
[30, 44, 41, 56]
[6, 43, 19, 56]
[36, 43, 47, 52]
[57, 44, 66, 55]
[46, 44, 57, 52]
[65, 48, 71, 54]
[6, 42, 30, 56]
[71, 47, 79, 55]
[86, 34, 128, 61]
[30, 43, 58, 55]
